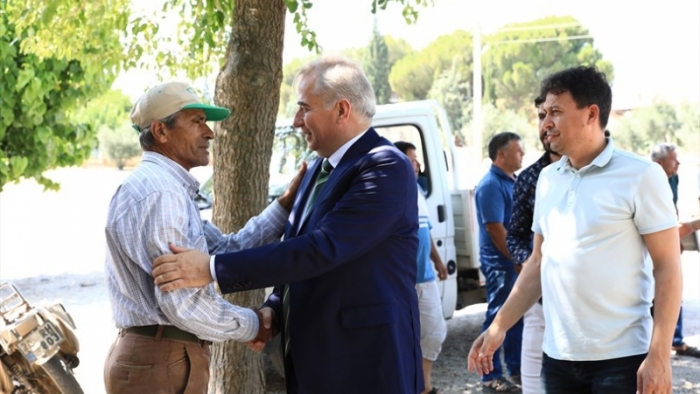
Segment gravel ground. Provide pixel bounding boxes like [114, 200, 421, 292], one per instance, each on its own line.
[264, 297, 700, 394]
[260, 303, 492, 393]
[6, 264, 699, 394]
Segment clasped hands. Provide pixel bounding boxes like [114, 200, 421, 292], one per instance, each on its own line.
[249, 306, 278, 352]
[152, 245, 279, 352]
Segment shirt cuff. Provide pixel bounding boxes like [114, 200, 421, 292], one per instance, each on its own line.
[210, 255, 217, 282]
[239, 307, 260, 342]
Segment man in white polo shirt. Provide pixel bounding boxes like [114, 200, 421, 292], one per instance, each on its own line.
[468, 66, 682, 394]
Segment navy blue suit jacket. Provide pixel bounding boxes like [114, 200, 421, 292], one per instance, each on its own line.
[214, 129, 423, 393]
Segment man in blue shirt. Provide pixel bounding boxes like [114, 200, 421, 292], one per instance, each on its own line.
[474, 131, 524, 393]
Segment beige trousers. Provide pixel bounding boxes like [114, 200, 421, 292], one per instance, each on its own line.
[104, 331, 210, 394]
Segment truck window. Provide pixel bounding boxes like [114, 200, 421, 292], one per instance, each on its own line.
[264, 124, 430, 201]
[373, 125, 431, 196]
[270, 126, 316, 189]
[199, 125, 317, 206]
[268, 126, 317, 201]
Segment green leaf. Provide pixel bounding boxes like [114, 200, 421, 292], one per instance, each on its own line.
[16, 66, 35, 91]
[0, 106, 14, 129]
[35, 126, 51, 143]
[287, 0, 299, 13]
[40, 1, 59, 25]
[9, 156, 28, 180]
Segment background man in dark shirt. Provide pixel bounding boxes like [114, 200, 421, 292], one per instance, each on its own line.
[506, 97, 561, 393]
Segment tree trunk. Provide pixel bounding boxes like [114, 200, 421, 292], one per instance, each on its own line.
[210, 1, 286, 393]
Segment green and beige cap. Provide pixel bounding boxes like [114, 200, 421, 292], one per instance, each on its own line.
[130, 81, 231, 132]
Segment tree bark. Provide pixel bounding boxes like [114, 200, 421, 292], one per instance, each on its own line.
[210, 1, 286, 393]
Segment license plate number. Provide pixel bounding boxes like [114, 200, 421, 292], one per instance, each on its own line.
[17, 322, 64, 363]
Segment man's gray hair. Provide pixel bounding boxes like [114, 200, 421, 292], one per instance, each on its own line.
[294, 55, 376, 121]
[139, 112, 180, 150]
[650, 143, 677, 161]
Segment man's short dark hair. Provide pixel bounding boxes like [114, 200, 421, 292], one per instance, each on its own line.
[488, 132, 521, 161]
[539, 66, 612, 129]
[139, 111, 180, 150]
[534, 96, 544, 108]
[394, 141, 417, 155]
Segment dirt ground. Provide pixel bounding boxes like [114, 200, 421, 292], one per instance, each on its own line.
[1, 166, 699, 393]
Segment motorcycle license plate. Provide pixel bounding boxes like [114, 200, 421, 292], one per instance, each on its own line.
[17, 322, 64, 363]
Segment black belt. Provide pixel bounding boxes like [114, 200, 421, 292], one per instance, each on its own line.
[123, 325, 210, 346]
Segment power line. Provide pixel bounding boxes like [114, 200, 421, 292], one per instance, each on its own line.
[494, 22, 583, 33]
[489, 34, 593, 46]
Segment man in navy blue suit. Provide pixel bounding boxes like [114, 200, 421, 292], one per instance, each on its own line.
[152, 56, 424, 394]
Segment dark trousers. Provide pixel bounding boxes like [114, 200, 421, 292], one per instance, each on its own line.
[651, 302, 684, 347]
[480, 258, 523, 381]
[104, 331, 211, 394]
[673, 307, 684, 347]
[541, 352, 645, 394]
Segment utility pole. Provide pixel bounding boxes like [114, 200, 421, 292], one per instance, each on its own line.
[472, 24, 483, 163]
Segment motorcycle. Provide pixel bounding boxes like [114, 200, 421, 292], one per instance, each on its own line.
[0, 282, 83, 394]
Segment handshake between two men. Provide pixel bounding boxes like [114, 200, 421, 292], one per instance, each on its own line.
[153, 239, 285, 354]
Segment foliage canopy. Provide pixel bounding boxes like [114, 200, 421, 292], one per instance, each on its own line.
[614, 101, 700, 156]
[0, 2, 127, 190]
[482, 15, 614, 114]
[0, 0, 429, 190]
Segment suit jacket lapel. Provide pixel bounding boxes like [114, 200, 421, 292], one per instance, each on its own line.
[294, 129, 382, 235]
[291, 158, 323, 236]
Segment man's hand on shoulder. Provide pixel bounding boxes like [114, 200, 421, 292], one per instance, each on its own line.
[277, 162, 308, 211]
[152, 243, 213, 291]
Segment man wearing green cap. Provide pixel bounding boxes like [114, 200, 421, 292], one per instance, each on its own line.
[103, 82, 304, 394]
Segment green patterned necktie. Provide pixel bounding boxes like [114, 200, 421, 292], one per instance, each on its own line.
[304, 159, 334, 217]
[283, 158, 333, 356]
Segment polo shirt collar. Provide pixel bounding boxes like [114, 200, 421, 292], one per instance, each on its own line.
[557, 138, 615, 173]
[489, 164, 515, 181]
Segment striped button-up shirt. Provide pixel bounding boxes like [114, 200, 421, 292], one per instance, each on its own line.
[104, 151, 287, 342]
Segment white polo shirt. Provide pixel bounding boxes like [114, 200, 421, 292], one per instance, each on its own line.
[532, 139, 677, 361]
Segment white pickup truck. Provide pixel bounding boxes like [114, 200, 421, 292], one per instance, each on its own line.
[370, 100, 485, 319]
[198, 100, 487, 319]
